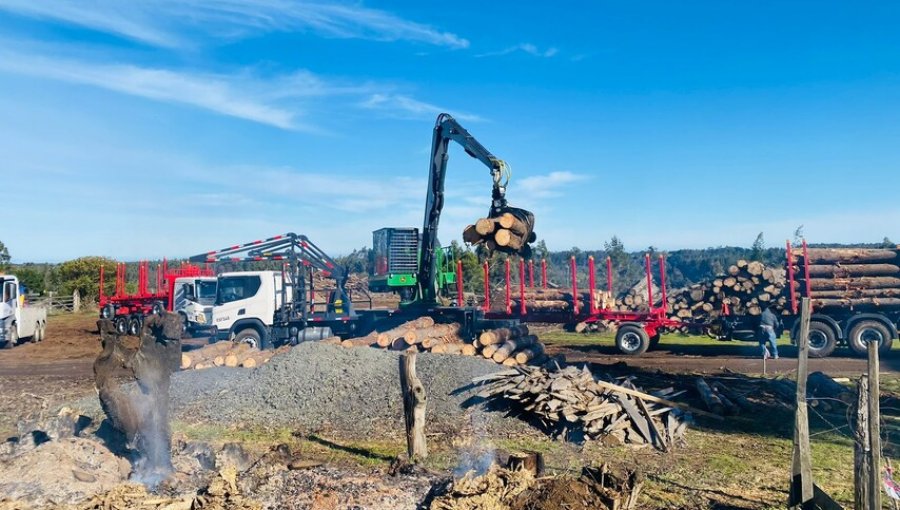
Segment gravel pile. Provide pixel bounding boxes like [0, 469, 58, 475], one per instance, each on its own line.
[69, 342, 526, 438]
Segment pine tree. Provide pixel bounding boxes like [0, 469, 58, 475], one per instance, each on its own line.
[750, 232, 765, 261]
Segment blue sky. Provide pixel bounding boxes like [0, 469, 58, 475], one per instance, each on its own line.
[3, 1, 900, 262]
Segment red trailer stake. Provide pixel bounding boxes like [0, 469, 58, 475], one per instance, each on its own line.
[588, 256, 597, 314]
[570, 256, 579, 315]
[541, 259, 547, 289]
[483, 260, 491, 312]
[519, 258, 526, 316]
[505, 258, 512, 315]
[456, 259, 464, 306]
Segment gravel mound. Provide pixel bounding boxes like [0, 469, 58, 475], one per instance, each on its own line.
[164, 343, 521, 437]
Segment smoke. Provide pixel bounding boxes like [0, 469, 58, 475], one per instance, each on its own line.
[452, 398, 496, 478]
[126, 387, 173, 488]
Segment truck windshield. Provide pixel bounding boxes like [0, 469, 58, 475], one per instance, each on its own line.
[197, 280, 217, 304]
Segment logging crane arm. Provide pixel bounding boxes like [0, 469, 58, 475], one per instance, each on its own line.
[419, 113, 514, 305]
[190, 233, 352, 322]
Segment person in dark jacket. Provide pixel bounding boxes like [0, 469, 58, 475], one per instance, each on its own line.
[758, 306, 780, 359]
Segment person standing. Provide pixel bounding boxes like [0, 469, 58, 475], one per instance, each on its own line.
[759, 306, 780, 359]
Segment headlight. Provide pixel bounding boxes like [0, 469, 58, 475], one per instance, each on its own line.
[195, 314, 207, 324]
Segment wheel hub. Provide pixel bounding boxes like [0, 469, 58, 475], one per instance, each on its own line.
[808, 331, 828, 349]
[622, 332, 641, 352]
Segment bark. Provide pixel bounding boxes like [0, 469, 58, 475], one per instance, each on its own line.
[795, 263, 900, 277]
[794, 247, 899, 265]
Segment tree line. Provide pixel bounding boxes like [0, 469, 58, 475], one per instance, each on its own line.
[1, 233, 895, 303]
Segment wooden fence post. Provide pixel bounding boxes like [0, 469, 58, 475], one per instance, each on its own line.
[399, 352, 427, 461]
[854, 374, 871, 509]
[867, 340, 882, 510]
[790, 297, 814, 509]
[72, 290, 81, 313]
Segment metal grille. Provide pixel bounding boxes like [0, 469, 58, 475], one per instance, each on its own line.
[388, 229, 419, 273]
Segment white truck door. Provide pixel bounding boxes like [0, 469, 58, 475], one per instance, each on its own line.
[212, 274, 265, 333]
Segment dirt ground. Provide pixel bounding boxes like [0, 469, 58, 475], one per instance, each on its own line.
[2, 312, 899, 509]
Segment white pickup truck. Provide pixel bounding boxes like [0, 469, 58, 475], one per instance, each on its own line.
[0, 275, 48, 348]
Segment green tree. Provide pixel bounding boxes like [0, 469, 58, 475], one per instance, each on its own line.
[15, 267, 45, 295]
[793, 225, 804, 245]
[883, 237, 895, 248]
[533, 239, 550, 261]
[0, 240, 9, 271]
[604, 235, 627, 267]
[750, 232, 765, 261]
[56, 256, 118, 302]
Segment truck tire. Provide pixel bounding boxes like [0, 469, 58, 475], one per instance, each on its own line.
[848, 320, 892, 357]
[234, 328, 262, 349]
[806, 321, 837, 358]
[128, 317, 142, 336]
[616, 325, 650, 356]
[100, 305, 115, 320]
[151, 302, 165, 316]
[114, 317, 128, 335]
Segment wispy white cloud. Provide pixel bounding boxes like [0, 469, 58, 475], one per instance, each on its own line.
[517, 171, 589, 198]
[476, 43, 559, 58]
[0, 0, 469, 49]
[360, 93, 484, 122]
[0, 48, 479, 130]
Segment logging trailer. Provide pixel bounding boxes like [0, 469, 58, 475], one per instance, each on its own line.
[710, 240, 899, 358]
[98, 261, 216, 335]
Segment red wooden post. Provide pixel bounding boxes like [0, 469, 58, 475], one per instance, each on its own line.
[570, 256, 579, 315]
[483, 261, 490, 312]
[519, 258, 527, 316]
[658, 254, 668, 313]
[505, 258, 512, 315]
[645, 254, 653, 307]
[787, 240, 798, 314]
[456, 260, 464, 306]
[588, 255, 597, 314]
[541, 259, 548, 289]
[528, 259, 535, 288]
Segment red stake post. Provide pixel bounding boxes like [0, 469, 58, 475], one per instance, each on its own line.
[528, 259, 535, 288]
[802, 239, 812, 299]
[519, 259, 527, 316]
[541, 259, 548, 289]
[482, 260, 491, 312]
[645, 254, 654, 308]
[505, 258, 512, 315]
[570, 256, 579, 315]
[658, 254, 668, 313]
[588, 256, 597, 314]
[456, 260, 464, 307]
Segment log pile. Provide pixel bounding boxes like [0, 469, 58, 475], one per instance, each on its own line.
[613, 279, 661, 312]
[491, 287, 613, 314]
[180, 341, 294, 370]
[792, 247, 900, 310]
[334, 318, 551, 367]
[463, 209, 536, 256]
[666, 259, 790, 322]
[473, 364, 691, 450]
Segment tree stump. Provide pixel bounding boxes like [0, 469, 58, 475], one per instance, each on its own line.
[399, 352, 427, 461]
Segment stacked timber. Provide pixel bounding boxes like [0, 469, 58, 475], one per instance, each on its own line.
[473, 365, 691, 450]
[492, 287, 612, 313]
[613, 279, 661, 312]
[180, 341, 294, 370]
[463, 209, 536, 255]
[666, 259, 790, 322]
[476, 325, 549, 366]
[792, 247, 900, 310]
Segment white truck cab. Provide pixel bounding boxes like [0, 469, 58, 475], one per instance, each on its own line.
[172, 276, 217, 332]
[211, 271, 285, 348]
[0, 275, 48, 348]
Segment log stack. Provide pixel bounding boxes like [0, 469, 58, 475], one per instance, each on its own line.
[462, 208, 536, 256]
[613, 279, 661, 312]
[491, 288, 613, 314]
[473, 365, 690, 450]
[180, 341, 294, 370]
[791, 247, 900, 310]
[666, 259, 790, 322]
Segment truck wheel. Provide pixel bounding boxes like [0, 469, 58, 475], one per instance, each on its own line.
[235, 329, 262, 349]
[115, 317, 128, 335]
[100, 305, 115, 320]
[616, 325, 650, 356]
[151, 302, 165, 316]
[806, 321, 837, 358]
[848, 321, 892, 357]
[128, 317, 142, 336]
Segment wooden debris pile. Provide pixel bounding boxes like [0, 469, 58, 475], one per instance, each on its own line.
[792, 247, 900, 309]
[474, 365, 690, 450]
[181, 342, 293, 370]
[667, 259, 790, 322]
[694, 377, 752, 416]
[463, 211, 536, 254]
[768, 371, 854, 412]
